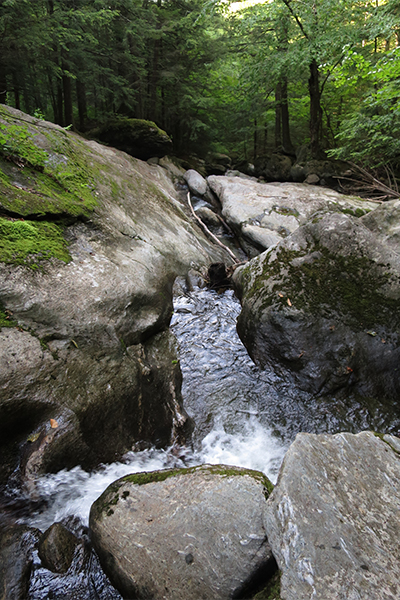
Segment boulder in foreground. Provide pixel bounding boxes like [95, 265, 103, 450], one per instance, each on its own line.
[89, 464, 275, 600]
[264, 431, 400, 600]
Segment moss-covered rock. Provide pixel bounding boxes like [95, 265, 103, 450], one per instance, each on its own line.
[89, 117, 173, 160]
[0, 105, 228, 483]
[233, 210, 400, 403]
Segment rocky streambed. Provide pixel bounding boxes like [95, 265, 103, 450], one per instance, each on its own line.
[1, 105, 400, 599]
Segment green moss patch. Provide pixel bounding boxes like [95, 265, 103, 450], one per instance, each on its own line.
[0, 302, 17, 328]
[0, 217, 71, 268]
[340, 206, 369, 218]
[0, 108, 97, 219]
[0, 123, 47, 169]
[245, 245, 400, 329]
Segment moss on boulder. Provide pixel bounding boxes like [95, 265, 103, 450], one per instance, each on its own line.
[89, 464, 275, 600]
[89, 117, 173, 160]
[0, 105, 227, 483]
[234, 210, 400, 402]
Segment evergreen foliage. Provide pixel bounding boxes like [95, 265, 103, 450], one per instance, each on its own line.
[0, 0, 399, 171]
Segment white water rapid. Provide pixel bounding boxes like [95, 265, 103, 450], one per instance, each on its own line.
[24, 288, 287, 531]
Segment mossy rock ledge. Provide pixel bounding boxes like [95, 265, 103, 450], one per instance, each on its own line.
[0, 105, 228, 483]
[89, 464, 277, 600]
[233, 207, 400, 411]
[89, 117, 173, 160]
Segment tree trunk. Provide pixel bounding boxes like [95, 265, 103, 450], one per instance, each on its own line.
[56, 80, 64, 126]
[76, 80, 87, 131]
[12, 71, 20, 109]
[274, 82, 282, 149]
[281, 77, 294, 154]
[0, 62, 7, 104]
[62, 62, 73, 127]
[253, 119, 258, 161]
[308, 58, 323, 158]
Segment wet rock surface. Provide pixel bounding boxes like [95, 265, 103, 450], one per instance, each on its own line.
[28, 517, 122, 600]
[0, 524, 40, 600]
[264, 431, 400, 600]
[233, 210, 400, 407]
[90, 464, 276, 600]
[38, 522, 79, 574]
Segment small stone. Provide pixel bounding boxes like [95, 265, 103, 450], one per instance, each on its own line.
[38, 522, 79, 574]
[304, 173, 320, 184]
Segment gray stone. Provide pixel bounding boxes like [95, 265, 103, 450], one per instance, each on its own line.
[208, 176, 377, 255]
[304, 173, 320, 184]
[0, 106, 227, 483]
[38, 523, 79, 574]
[89, 464, 275, 600]
[159, 155, 186, 179]
[183, 168, 209, 196]
[195, 206, 221, 228]
[264, 431, 400, 600]
[0, 524, 40, 600]
[361, 199, 400, 250]
[233, 211, 400, 401]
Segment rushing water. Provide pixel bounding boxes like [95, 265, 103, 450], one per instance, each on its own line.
[6, 284, 400, 599]
[22, 288, 288, 532]
[20, 285, 400, 534]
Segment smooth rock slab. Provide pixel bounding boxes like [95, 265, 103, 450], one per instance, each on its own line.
[264, 431, 400, 600]
[208, 176, 377, 255]
[90, 464, 275, 600]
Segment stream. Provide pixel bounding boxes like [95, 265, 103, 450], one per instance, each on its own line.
[5, 285, 398, 598]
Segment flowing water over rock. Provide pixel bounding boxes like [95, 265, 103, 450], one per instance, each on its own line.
[6, 287, 399, 598]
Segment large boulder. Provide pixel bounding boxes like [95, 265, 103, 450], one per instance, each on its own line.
[264, 431, 400, 600]
[233, 210, 400, 405]
[88, 117, 173, 160]
[89, 464, 276, 600]
[208, 176, 376, 256]
[0, 105, 228, 483]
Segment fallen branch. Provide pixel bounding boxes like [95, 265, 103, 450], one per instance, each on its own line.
[334, 162, 400, 201]
[186, 192, 240, 264]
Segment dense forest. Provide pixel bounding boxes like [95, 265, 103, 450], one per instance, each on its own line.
[0, 0, 399, 173]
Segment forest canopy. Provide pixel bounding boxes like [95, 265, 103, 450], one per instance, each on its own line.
[0, 0, 399, 170]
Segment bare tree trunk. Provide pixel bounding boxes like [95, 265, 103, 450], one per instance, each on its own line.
[308, 58, 323, 158]
[281, 77, 294, 154]
[62, 60, 73, 127]
[76, 80, 87, 130]
[56, 80, 64, 125]
[275, 82, 282, 149]
[253, 119, 258, 161]
[0, 62, 7, 104]
[12, 71, 20, 109]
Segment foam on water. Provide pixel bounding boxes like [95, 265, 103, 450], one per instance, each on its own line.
[24, 288, 288, 531]
[26, 417, 285, 530]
